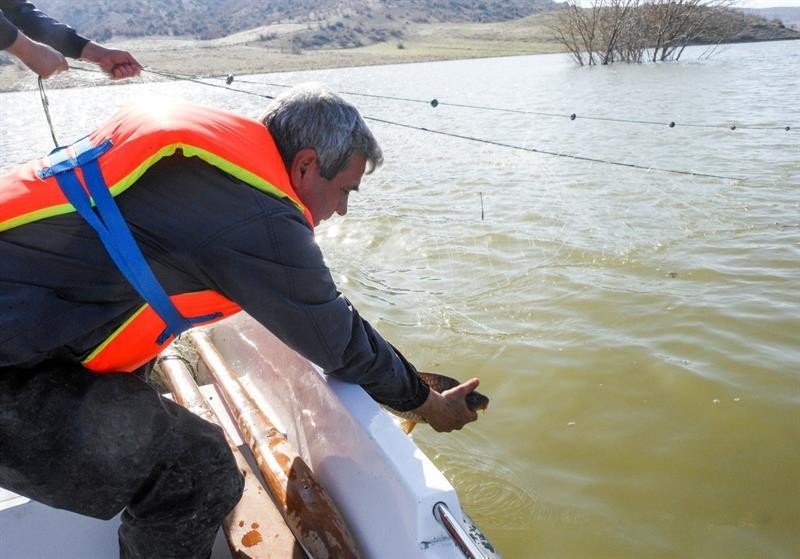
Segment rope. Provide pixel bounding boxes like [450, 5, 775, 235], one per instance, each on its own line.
[208, 75, 794, 132]
[37, 76, 60, 148]
[67, 65, 794, 133]
[139, 67, 276, 99]
[364, 116, 744, 181]
[56, 65, 749, 181]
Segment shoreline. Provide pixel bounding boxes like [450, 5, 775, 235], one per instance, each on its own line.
[0, 19, 565, 92]
[0, 47, 549, 92]
[0, 46, 553, 92]
[2, 33, 798, 94]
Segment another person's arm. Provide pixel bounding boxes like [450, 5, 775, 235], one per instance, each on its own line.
[0, 1, 140, 79]
[0, 1, 88, 58]
[2, 28, 67, 78]
[79, 41, 141, 80]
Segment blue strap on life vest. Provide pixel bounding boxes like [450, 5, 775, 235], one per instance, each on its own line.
[38, 136, 221, 345]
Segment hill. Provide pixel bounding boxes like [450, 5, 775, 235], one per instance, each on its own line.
[698, 7, 800, 42]
[29, 1, 800, 51]
[2, 2, 797, 81]
[33, 0, 560, 41]
[737, 7, 800, 29]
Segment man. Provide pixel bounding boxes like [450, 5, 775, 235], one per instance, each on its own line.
[0, 0, 140, 79]
[0, 84, 480, 558]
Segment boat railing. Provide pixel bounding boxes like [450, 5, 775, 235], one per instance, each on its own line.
[433, 502, 489, 559]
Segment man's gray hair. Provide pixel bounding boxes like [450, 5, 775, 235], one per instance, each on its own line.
[259, 83, 383, 180]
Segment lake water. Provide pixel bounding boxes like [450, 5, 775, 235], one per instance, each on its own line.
[2, 40, 799, 558]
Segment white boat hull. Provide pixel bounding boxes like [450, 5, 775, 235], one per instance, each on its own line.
[0, 313, 497, 558]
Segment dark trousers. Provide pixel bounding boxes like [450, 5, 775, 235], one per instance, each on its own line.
[0, 361, 244, 558]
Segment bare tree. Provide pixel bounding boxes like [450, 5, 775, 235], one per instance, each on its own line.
[550, 0, 642, 66]
[642, 0, 733, 62]
[550, 1, 604, 66]
[551, 0, 735, 66]
[597, 0, 639, 64]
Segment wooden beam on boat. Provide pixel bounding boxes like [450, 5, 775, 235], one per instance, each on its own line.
[158, 348, 305, 559]
[189, 330, 362, 559]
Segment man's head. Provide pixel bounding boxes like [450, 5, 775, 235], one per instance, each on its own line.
[260, 83, 383, 226]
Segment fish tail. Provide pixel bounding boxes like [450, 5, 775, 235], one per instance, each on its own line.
[400, 419, 417, 434]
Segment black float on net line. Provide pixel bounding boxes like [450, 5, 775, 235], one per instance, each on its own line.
[40, 64, 767, 182]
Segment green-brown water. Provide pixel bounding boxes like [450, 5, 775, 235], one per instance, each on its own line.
[2, 40, 798, 558]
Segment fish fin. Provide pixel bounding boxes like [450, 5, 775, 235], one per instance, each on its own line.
[401, 419, 417, 434]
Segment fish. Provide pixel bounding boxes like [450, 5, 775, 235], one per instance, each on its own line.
[388, 372, 489, 434]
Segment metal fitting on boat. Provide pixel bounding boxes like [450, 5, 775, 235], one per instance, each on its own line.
[433, 502, 488, 559]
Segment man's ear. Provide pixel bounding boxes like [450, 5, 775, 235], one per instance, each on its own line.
[289, 148, 319, 193]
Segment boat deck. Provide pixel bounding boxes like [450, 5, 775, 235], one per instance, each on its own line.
[0, 384, 286, 559]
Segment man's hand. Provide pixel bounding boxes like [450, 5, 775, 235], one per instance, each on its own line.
[411, 377, 481, 432]
[80, 41, 142, 80]
[6, 33, 67, 78]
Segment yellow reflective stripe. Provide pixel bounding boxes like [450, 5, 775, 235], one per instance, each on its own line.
[0, 203, 76, 232]
[0, 147, 178, 232]
[111, 143, 307, 215]
[4, 143, 307, 232]
[82, 303, 148, 365]
[106, 144, 184, 199]
[181, 145, 307, 215]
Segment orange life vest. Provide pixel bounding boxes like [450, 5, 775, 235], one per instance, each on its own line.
[0, 99, 313, 373]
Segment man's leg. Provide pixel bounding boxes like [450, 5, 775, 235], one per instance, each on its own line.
[0, 361, 243, 558]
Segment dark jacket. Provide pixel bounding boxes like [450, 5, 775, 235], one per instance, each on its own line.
[0, 155, 430, 411]
[0, 0, 88, 57]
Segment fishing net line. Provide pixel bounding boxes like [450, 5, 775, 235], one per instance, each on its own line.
[316, 92, 748, 356]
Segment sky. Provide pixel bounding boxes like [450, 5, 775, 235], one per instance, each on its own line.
[736, 0, 800, 7]
[561, 1, 800, 6]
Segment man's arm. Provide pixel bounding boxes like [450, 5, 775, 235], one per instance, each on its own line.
[128, 159, 476, 431]
[183, 197, 429, 411]
[411, 378, 480, 432]
[195, 208, 479, 429]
